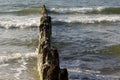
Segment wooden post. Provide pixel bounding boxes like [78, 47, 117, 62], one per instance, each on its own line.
[37, 5, 68, 80]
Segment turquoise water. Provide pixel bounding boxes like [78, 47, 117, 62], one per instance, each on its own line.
[0, 0, 120, 80]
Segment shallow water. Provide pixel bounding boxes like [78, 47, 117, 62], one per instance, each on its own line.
[0, 0, 120, 80]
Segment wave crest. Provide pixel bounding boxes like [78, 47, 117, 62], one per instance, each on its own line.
[0, 8, 40, 15]
[50, 7, 120, 14]
[0, 7, 120, 15]
[0, 51, 37, 64]
[53, 15, 120, 24]
[0, 16, 39, 29]
[0, 13, 120, 29]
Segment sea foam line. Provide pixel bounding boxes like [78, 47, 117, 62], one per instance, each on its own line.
[50, 7, 120, 14]
[12, 58, 27, 80]
[50, 7, 105, 12]
[0, 14, 120, 29]
[0, 49, 37, 64]
[53, 14, 120, 24]
[0, 15, 39, 29]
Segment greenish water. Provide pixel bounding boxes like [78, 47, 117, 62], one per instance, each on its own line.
[0, 0, 120, 80]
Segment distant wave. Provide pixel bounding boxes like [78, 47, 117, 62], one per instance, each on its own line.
[13, 8, 40, 15]
[0, 7, 120, 15]
[89, 7, 120, 14]
[49, 7, 94, 14]
[53, 18, 120, 24]
[50, 7, 120, 14]
[0, 8, 40, 15]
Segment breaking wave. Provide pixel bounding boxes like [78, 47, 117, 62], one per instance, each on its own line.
[0, 7, 120, 29]
[89, 7, 120, 14]
[0, 11, 120, 29]
[53, 15, 120, 24]
[0, 50, 37, 64]
[0, 7, 120, 15]
[50, 7, 120, 14]
[0, 15, 39, 29]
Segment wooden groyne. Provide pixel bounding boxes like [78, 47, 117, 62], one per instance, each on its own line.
[37, 5, 68, 80]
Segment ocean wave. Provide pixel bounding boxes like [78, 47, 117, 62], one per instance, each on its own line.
[0, 8, 40, 15]
[50, 7, 94, 14]
[50, 7, 120, 14]
[89, 7, 120, 14]
[0, 50, 37, 64]
[0, 7, 120, 15]
[0, 15, 39, 29]
[69, 69, 120, 80]
[53, 14, 120, 24]
[0, 14, 120, 29]
[13, 8, 40, 15]
[0, 38, 38, 47]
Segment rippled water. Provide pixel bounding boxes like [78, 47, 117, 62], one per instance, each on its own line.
[0, 0, 120, 80]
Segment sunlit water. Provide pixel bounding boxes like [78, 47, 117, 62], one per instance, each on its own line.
[0, 0, 120, 80]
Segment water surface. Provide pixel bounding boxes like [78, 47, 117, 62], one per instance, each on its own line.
[0, 0, 120, 80]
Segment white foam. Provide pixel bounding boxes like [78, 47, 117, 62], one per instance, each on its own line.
[50, 7, 94, 13]
[68, 68, 100, 74]
[0, 50, 37, 64]
[68, 68, 120, 80]
[14, 58, 27, 80]
[0, 15, 40, 29]
[50, 7, 105, 13]
[53, 14, 120, 24]
[0, 12, 120, 29]
[0, 52, 37, 79]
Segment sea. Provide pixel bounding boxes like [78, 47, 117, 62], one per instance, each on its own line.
[0, 0, 120, 80]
